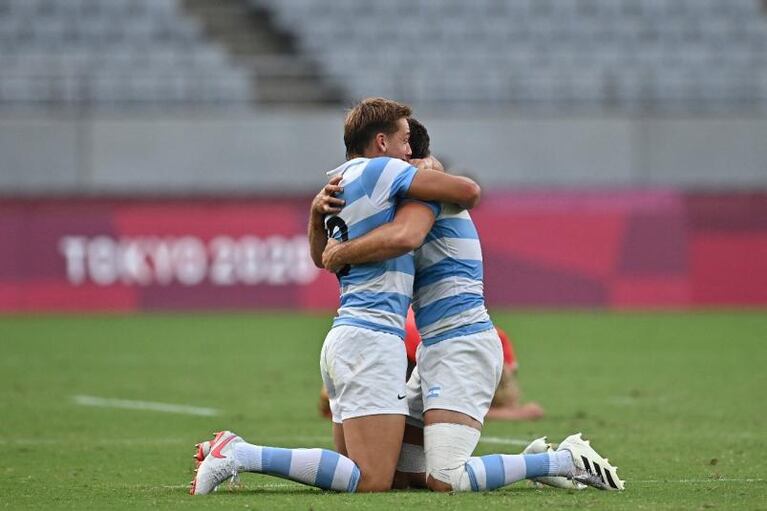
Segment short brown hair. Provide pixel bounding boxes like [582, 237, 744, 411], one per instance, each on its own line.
[344, 97, 412, 158]
[407, 117, 430, 159]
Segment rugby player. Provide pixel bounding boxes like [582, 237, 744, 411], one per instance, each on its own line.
[319, 308, 545, 422]
[407, 310, 545, 422]
[190, 98, 485, 494]
[321, 117, 625, 492]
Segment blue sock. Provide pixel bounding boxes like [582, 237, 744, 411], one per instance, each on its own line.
[465, 452, 573, 491]
[235, 444, 360, 492]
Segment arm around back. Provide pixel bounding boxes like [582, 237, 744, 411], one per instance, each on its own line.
[321, 201, 436, 272]
[407, 169, 481, 210]
[384, 201, 436, 252]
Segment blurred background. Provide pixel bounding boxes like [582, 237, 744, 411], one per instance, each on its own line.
[1, 0, 766, 312]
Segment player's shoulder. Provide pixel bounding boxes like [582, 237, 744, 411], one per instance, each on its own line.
[327, 157, 367, 179]
[357, 157, 416, 194]
[368, 156, 414, 171]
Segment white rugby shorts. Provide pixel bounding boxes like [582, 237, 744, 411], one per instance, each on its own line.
[405, 327, 503, 425]
[320, 325, 409, 423]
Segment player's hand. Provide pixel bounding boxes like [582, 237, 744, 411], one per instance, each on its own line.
[409, 157, 433, 170]
[410, 156, 445, 172]
[311, 175, 345, 216]
[322, 238, 344, 273]
[429, 155, 445, 172]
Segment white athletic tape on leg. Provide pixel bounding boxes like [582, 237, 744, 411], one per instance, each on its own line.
[424, 423, 481, 491]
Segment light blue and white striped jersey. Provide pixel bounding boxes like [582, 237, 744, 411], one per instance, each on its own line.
[412, 202, 493, 344]
[325, 156, 418, 338]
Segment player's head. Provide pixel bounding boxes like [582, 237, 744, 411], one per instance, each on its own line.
[407, 117, 445, 171]
[407, 117, 430, 159]
[344, 97, 412, 160]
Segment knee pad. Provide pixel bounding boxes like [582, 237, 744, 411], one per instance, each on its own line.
[423, 423, 481, 492]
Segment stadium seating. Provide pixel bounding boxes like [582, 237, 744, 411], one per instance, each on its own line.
[1, 0, 766, 111]
[0, 0, 252, 106]
[251, 0, 767, 112]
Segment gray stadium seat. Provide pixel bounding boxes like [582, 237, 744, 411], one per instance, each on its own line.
[3, 0, 767, 110]
[256, 0, 767, 112]
[0, 0, 253, 107]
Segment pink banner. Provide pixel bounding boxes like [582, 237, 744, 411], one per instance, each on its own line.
[1, 192, 765, 312]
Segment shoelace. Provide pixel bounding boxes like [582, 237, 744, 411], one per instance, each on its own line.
[572, 468, 605, 489]
[227, 471, 240, 490]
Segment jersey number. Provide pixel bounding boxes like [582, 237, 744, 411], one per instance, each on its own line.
[325, 216, 351, 277]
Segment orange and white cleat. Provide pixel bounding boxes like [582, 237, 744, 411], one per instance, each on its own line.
[189, 431, 244, 495]
[193, 435, 217, 468]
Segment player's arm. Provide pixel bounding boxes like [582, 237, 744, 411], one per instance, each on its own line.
[308, 176, 345, 268]
[406, 169, 481, 210]
[322, 201, 436, 273]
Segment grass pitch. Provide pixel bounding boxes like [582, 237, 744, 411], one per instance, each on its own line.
[1, 310, 765, 510]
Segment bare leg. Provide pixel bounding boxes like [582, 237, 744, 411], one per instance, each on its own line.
[486, 369, 545, 421]
[332, 422, 348, 456]
[485, 402, 545, 421]
[342, 414, 406, 492]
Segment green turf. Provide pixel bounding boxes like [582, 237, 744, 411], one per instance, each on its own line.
[1, 311, 766, 510]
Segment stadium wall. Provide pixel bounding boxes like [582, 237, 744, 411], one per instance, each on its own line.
[1, 191, 765, 312]
[2, 112, 767, 193]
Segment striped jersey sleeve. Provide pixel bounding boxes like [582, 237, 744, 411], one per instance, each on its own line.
[411, 203, 493, 344]
[324, 157, 419, 338]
